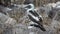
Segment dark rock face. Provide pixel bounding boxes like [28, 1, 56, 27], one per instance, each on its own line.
[0, 0, 11, 7]
[48, 8, 57, 19]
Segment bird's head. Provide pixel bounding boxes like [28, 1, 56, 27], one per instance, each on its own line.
[24, 4, 34, 11]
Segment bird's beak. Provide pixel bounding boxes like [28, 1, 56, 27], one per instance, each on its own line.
[23, 5, 28, 10]
[24, 4, 31, 10]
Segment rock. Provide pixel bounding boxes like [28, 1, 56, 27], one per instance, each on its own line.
[0, 13, 17, 34]
[13, 24, 29, 34]
[0, 13, 16, 25]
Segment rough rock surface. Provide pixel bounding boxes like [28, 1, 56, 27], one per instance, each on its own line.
[0, 13, 16, 34]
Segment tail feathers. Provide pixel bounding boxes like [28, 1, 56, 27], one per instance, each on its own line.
[30, 24, 46, 31]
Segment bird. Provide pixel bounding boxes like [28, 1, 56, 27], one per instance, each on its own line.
[24, 4, 46, 31]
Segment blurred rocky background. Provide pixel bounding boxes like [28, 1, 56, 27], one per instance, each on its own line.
[0, 0, 60, 34]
